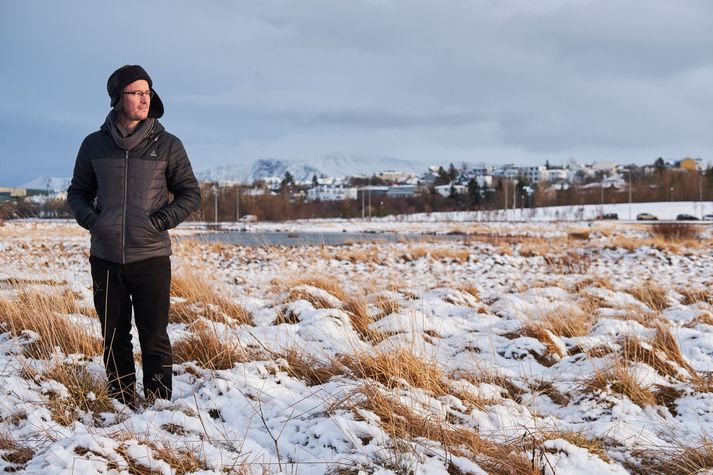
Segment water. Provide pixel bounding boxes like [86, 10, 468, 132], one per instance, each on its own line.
[181, 231, 461, 247]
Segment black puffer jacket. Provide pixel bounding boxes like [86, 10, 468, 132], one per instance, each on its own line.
[68, 117, 200, 264]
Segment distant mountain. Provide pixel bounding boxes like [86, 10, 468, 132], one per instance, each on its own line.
[196, 153, 429, 183]
[21, 176, 72, 192]
[21, 154, 432, 190]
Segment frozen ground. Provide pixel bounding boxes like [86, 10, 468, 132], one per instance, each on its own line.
[0, 206, 711, 474]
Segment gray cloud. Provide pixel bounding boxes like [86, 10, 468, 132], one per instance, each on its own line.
[2, 0, 713, 184]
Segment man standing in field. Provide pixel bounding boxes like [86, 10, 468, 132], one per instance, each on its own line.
[67, 65, 200, 407]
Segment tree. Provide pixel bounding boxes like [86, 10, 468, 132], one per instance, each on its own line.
[448, 183, 458, 199]
[467, 178, 481, 207]
[448, 162, 458, 181]
[311, 174, 318, 188]
[435, 166, 450, 186]
[280, 171, 295, 193]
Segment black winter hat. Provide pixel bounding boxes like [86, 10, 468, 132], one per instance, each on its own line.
[107, 65, 164, 118]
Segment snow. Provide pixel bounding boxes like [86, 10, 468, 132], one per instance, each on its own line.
[0, 203, 712, 473]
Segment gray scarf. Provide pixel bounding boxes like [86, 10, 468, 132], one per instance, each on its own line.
[107, 110, 155, 151]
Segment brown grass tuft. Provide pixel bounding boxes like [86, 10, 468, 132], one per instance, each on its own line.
[171, 270, 251, 325]
[571, 276, 614, 293]
[115, 438, 210, 475]
[541, 305, 596, 338]
[343, 299, 386, 342]
[39, 361, 115, 425]
[286, 288, 339, 310]
[173, 322, 253, 370]
[544, 251, 591, 274]
[290, 278, 349, 303]
[650, 222, 701, 242]
[624, 283, 670, 311]
[586, 365, 656, 407]
[350, 384, 539, 474]
[0, 289, 102, 358]
[280, 347, 343, 386]
[0, 432, 34, 469]
[636, 440, 713, 475]
[567, 229, 590, 240]
[680, 289, 713, 305]
[341, 348, 449, 396]
[374, 295, 401, 319]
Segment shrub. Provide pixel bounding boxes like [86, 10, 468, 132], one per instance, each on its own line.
[651, 222, 701, 241]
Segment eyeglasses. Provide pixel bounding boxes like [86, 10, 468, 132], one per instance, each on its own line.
[123, 90, 154, 99]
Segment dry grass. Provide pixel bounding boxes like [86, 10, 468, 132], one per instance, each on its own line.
[544, 251, 591, 274]
[286, 288, 340, 310]
[340, 348, 449, 396]
[35, 361, 115, 425]
[0, 289, 102, 358]
[636, 440, 713, 475]
[333, 247, 383, 264]
[0, 432, 34, 470]
[518, 324, 564, 366]
[343, 299, 386, 342]
[684, 313, 713, 327]
[571, 276, 614, 293]
[525, 429, 610, 464]
[652, 323, 695, 376]
[173, 322, 253, 370]
[650, 222, 701, 242]
[374, 295, 401, 319]
[171, 270, 251, 325]
[350, 384, 539, 474]
[567, 229, 591, 240]
[541, 304, 597, 338]
[624, 283, 670, 312]
[279, 347, 343, 386]
[451, 369, 527, 403]
[586, 364, 656, 408]
[680, 288, 713, 305]
[290, 277, 349, 303]
[111, 432, 213, 475]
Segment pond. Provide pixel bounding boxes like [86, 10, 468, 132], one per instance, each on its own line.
[181, 231, 463, 247]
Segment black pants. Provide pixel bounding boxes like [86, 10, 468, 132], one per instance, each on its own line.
[90, 255, 172, 404]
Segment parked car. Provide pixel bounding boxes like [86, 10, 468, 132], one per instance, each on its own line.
[636, 212, 658, 221]
[702, 214, 713, 221]
[676, 214, 699, 221]
[595, 213, 618, 220]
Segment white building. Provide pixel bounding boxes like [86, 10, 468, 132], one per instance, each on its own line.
[307, 185, 358, 201]
[544, 168, 569, 182]
[434, 183, 467, 197]
[517, 165, 547, 182]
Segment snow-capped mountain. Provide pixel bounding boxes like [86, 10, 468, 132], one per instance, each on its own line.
[21, 176, 72, 192]
[196, 153, 429, 184]
[19, 154, 431, 190]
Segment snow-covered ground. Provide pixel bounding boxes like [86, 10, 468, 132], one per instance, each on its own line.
[0, 205, 711, 474]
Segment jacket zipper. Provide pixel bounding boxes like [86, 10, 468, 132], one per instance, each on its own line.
[122, 149, 128, 264]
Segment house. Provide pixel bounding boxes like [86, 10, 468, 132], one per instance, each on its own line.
[386, 185, 415, 198]
[434, 183, 467, 197]
[307, 184, 357, 201]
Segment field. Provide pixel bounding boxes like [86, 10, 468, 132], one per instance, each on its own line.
[0, 216, 712, 474]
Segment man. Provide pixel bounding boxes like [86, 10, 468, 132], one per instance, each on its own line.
[67, 65, 200, 407]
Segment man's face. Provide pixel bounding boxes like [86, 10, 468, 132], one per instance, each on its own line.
[119, 79, 151, 122]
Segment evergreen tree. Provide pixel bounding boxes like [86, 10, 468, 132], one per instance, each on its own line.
[467, 178, 481, 207]
[280, 171, 295, 193]
[435, 166, 450, 186]
[448, 162, 458, 181]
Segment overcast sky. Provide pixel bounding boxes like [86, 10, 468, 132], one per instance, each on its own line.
[2, 0, 713, 185]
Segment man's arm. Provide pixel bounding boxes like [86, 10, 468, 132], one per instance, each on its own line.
[151, 137, 201, 230]
[67, 140, 98, 230]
